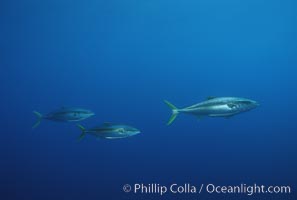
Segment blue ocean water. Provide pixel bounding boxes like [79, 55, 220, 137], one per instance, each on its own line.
[1, 0, 296, 199]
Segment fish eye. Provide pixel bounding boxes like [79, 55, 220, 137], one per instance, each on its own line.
[227, 103, 236, 108]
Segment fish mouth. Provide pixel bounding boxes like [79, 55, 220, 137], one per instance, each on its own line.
[247, 100, 259, 107]
[253, 101, 260, 107]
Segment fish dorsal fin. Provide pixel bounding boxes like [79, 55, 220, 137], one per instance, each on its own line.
[207, 96, 217, 100]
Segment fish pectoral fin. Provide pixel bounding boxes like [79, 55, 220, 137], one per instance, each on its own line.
[117, 128, 125, 134]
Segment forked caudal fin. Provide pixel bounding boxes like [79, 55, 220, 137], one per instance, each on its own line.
[32, 111, 43, 129]
[164, 100, 179, 125]
[77, 124, 86, 141]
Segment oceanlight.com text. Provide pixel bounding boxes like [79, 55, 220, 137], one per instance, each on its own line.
[123, 183, 292, 196]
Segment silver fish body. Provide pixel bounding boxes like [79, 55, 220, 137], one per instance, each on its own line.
[32, 107, 94, 128]
[44, 107, 94, 121]
[165, 97, 259, 125]
[77, 123, 140, 140]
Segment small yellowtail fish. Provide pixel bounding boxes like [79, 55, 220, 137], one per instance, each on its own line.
[165, 97, 259, 125]
[32, 107, 95, 128]
[77, 123, 141, 141]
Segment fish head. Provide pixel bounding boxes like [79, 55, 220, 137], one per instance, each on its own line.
[86, 110, 95, 117]
[229, 99, 259, 112]
[78, 109, 95, 120]
[118, 125, 141, 137]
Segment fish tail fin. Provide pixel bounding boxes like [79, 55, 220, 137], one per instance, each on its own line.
[32, 111, 43, 129]
[164, 100, 179, 125]
[77, 124, 86, 141]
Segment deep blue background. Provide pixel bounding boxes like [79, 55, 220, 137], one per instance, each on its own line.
[1, 0, 296, 199]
